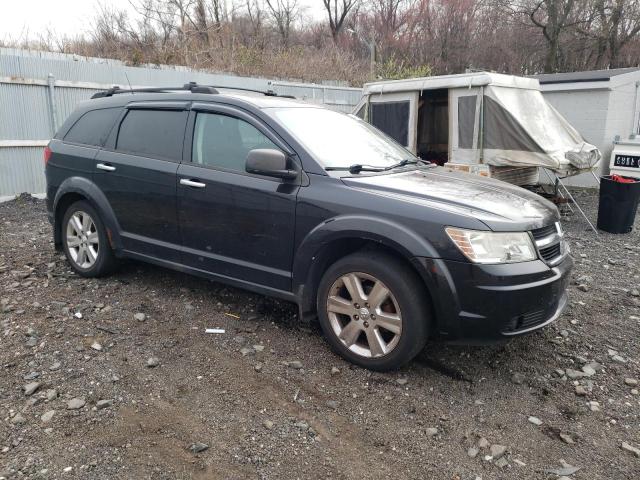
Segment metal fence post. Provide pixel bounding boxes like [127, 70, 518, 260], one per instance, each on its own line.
[46, 73, 58, 136]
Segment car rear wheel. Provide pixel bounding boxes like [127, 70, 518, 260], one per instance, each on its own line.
[62, 200, 116, 277]
[317, 251, 430, 371]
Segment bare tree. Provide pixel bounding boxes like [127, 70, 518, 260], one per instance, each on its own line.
[322, 0, 360, 40]
[265, 0, 299, 44]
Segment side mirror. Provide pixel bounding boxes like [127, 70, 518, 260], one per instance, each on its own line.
[245, 149, 298, 180]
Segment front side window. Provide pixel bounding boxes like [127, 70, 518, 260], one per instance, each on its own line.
[116, 109, 187, 161]
[269, 107, 415, 169]
[192, 113, 279, 171]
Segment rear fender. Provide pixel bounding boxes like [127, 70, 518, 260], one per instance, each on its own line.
[53, 176, 122, 251]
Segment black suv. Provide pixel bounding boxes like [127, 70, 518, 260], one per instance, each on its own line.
[45, 84, 572, 371]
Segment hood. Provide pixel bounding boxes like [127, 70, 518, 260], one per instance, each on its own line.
[342, 167, 559, 231]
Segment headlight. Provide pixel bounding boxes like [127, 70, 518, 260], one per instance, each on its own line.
[445, 227, 537, 264]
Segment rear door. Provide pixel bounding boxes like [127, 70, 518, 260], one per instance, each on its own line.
[368, 92, 419, 153]
[177, 103, 299, 292]
[94, 102, 188, 262]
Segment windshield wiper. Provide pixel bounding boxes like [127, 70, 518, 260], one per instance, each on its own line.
[325, 158, 426, 175]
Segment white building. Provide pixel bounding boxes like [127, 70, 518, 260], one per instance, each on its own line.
[536, 68, 640, 187]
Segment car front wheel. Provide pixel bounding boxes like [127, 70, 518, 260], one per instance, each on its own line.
[317, 251, 430, 371]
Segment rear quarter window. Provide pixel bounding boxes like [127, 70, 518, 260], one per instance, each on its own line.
[116, 109, 187, 161]
[63, 108, 121, 147]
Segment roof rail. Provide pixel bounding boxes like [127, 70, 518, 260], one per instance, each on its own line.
[90, 82, 295, 99]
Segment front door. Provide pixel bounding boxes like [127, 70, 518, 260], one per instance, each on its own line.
[177, 105, 299, 292]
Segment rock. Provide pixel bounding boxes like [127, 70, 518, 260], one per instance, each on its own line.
[495, 457, 509, 468]
[188, 442, 209, 454]
[477, 437, 490, 449]
[565, 368, 585, 380]
[49, 361, 61, 371]
[240, 347, 255, 356]
[631, 289, 640, 297]
[294, 420, 309, 430]
[612, 354, 626, 363]
[622, 442, 640, 457]
[10, 413, 26, 424]
[624, 378, 638, 386]
[559, 433, 575, 444]
[46, 389, 58, 401]
[67, 398, 86, 410]
[63, 466, 73, 473]
[24, 382, 41, 396]
[41, 410, 55, 423]
[74, 312, 83, 319]
[326, 400, 339, 410]
[90, 341, 103, 351]
[330, 367, 340, 376]
[254, 362, 263, 372]
[467, 447, 479, 458]
[134, 313, 146, 322]
[397, 378, 408, 385]
[263, 420, 274, 430]
[581, 365, 596, 377]
[146, 357, 160, 368]
[544, 461, 581, 476]
[577, 284, 589, 292]
[528, 416, 543, 426]
[489, 444, 507, 460]
[575, 385, 587, 396]
[425, 427, 438, 437]
[587, 401, 600, 412]
[511, 372, 525, 384]
[288, 360, 303, 369]
[96, 399, 114, 410]
[253, 344, 265, 352]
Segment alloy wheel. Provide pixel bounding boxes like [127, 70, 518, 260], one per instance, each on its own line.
[66, 211, 99, 269]
[326, 272, 402, 358]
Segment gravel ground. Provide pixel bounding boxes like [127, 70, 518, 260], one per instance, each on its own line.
[1, 190, 639, 480]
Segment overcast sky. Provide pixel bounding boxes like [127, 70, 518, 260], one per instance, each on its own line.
[0, 0, 326, 42]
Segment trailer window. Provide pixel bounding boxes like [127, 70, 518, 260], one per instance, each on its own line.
[458, 96, 476, 149]
[369, 101, 409, 146]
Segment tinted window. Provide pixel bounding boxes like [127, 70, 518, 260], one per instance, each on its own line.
[64, 108, 120, 146]
[192, 113, 279, 171]
[116, 109, 187, 161]
[369, 101, 409, 146]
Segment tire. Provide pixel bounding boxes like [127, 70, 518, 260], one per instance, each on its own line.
[61, 200, 116, 277]
[316, 250, 430, 371]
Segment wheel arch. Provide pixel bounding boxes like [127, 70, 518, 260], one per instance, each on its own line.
[293, 215, 440, 325]
[53, 177, 122, 251]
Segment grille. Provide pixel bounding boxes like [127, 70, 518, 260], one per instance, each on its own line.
[530, 223, 564, 265]
[531, 224, 557, 240]
[540, 243, 561, 262]
[504, 308, 548, 332]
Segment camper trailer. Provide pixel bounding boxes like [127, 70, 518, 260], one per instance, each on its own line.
[353, 72, 601, 186]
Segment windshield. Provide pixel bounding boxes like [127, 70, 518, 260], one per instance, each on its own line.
[269, 107, 417, 169]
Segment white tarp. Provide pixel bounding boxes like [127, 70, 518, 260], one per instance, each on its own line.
[475, 86, 601, 173]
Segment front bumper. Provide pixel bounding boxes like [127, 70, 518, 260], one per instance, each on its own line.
[417, 254, 573, 344]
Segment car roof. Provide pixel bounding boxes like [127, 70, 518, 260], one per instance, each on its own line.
[81, 90, 323, 111]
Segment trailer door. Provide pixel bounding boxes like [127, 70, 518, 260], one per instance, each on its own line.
[368, 92, 419, 153]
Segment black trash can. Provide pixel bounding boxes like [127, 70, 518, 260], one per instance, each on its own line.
[597, 175, 640, 233]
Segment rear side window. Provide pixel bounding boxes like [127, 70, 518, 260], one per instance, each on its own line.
[116, 109, 187, 161]
[192, 112, 279, 172]
[64, 108, 120, 147]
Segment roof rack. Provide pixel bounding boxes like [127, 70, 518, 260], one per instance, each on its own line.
[90, 82, 295, 99]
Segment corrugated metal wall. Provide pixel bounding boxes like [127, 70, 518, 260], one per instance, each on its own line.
[0, 48, 362, 197]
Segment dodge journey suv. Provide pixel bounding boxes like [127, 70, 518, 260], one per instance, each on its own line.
[45, 83, 572, 371]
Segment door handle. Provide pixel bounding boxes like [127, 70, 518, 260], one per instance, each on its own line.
[180, 178, 206, 188]
[97, 163, 116, 172]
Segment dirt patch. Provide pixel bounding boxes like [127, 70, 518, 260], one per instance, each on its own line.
[1, 190, 639, 479]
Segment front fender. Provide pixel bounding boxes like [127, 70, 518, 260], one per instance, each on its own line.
[53, 176, 122, 250]
[292, 213, 440, 295]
